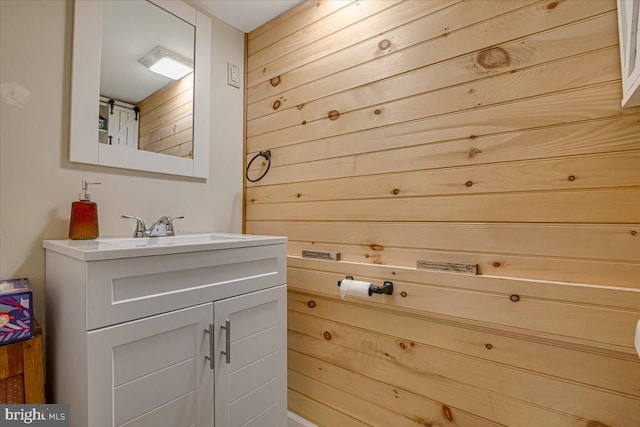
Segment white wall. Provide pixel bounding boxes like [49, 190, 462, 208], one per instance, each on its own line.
[0, 0, 245, 327]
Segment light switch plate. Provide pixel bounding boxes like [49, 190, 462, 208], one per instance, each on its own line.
[227, 62, 240, 88]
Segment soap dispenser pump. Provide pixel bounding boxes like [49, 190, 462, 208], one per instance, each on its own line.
[69, 181, 101, 240]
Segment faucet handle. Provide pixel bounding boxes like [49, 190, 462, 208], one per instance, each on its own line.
[166, 216, 184, 236]
[121, 215, 146, 238]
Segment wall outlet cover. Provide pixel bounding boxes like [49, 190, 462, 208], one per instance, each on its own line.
[227, 62, 240, 88]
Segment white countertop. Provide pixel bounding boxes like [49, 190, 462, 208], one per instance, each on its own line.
[43, 233, 287, 261]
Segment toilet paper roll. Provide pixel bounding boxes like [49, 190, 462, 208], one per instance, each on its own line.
[635, 319, 640, 359]
[340, 279, 371, 299]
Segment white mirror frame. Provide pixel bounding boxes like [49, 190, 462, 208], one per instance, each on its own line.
[69, 0, 211, 178]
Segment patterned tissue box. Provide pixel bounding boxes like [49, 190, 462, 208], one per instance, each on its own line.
[0, 278, 33, 345]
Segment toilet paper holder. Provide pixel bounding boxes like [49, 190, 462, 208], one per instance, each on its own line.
[337, 276, 394, 296]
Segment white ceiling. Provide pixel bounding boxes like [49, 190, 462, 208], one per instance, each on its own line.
[99, 0, 303, 105]
[101, 1, 194, 104]
[192, 0, 304, 33]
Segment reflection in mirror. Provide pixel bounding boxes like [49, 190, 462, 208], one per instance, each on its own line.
[99, 1, 195, 158]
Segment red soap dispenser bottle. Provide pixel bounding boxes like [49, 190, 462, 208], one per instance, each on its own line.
[69, 181, 101, 240]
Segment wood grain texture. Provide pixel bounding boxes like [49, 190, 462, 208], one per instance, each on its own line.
[248, 10, 619, 120]
[288, 312, 640, 427]
[248, 1, 354, 54]
[138, 73, 193, 158]
[247, 221, 640, 261]
[248, 82, 639, 160]
[247, 0, 640, 425]
[248, 0, 615, 105]
[247, 188, 640, 223]
[288, 292, 640, 398]
[247, 152, 640, 201]
[288, 388, 368, 427]
[248, 0, 404, 83]
[287, 266, 640, 350]
[22, 335, 44, 403]
[0, 343, 23, 379]
[0, 321, 44, 404]
[289, 329, 614, 427]
[289, 350, 501, 427]
[249, 46, 622, 138]
[285, 239, 640, 287]
[288, 257, 640, 311]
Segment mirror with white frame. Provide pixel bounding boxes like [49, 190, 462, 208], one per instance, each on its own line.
[70, 0, 211, 178]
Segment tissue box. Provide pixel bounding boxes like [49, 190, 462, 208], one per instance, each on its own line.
[0, 278, 33, 345]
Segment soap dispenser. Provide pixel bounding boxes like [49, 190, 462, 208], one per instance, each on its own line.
[69, 181, 101, 240]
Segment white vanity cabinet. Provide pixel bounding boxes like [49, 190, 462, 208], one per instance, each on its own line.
[43, 234, 287, 427]
[617, 0, 640, 107]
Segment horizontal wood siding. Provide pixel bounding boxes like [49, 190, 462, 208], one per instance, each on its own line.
[138, 73, 193, 158]
[247, 1, 640, 425]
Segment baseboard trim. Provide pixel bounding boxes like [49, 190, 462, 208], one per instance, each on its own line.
[288, 411, 318, 427]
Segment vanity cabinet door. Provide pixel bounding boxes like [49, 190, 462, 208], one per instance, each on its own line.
[214, 285, 287, 427]
[87, 303, 214, 427]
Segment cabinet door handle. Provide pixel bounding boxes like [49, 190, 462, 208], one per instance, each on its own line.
[204, 323, 214, 370]
[220, 319, 231, 364]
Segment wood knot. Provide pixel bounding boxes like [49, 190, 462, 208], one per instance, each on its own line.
[485, 344, 493, 350]
[465, 181, 473, 187]
[378, 39, 391, 50]
[323, 331, 332, 340]
[392, 188, 400, 195]
[296, 193, 302, 198]
[400, 291, 407, 298]
[546, 1, 559, 10]
[302, 120, 307, 125]
[476, 47, 511, 69]
[631, 230, 637, 236]
[468, 147, 482, 158]
[250, 198, 256, 203]
[270, 76, 281, 87]
[297, 103, 304, 110]
[328, 110, 340, 121]
[307, 300, 316, 309]
[398, 341, 406, 350]
[369, 244, 384, 251]
[272, 100, 281, 110]
[492, 261, 502, 268]
[442, 405, 454, 423]
[374, 109, 382, 115]
[510, 294, 520, 302]
[568, 175, 576, 182]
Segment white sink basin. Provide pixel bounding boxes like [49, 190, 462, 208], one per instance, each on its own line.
[101, 233, 255, 248]
[43, 233, 286, 261]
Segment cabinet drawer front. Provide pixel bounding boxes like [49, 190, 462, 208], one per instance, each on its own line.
[86, 244, 286, 330]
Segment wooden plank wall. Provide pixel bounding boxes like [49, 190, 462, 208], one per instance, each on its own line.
[246, 1, 640, 426]
[138, 72, 193, 158]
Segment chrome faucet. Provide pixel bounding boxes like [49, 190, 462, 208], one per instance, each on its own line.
[121, 215, 184, 237]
